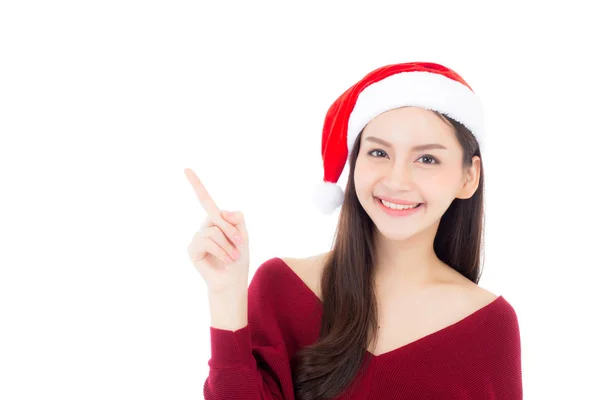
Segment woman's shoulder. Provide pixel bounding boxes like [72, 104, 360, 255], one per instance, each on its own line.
[251, 253, 327, 295]
[433, 263, 499, 306]
[248, 255, 326, 334]
[259, 254, 507, 316]
[276, 252, 329, 302]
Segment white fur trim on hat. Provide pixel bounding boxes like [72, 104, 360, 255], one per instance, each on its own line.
[346, 71, 485, 153]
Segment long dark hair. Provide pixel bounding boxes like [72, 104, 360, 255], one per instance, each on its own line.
[290, 111, 485, 399]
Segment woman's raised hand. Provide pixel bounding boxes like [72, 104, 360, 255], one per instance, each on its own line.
[184, 168, 250, 294]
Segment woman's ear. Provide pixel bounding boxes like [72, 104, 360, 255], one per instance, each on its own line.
[456, 156, 481, 200]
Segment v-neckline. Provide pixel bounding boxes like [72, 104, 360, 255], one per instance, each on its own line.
[276, 257, 503, 361]
[364, 295, 502, 360]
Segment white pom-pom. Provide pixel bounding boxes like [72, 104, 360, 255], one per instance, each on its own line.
[312, 181, 344, 214]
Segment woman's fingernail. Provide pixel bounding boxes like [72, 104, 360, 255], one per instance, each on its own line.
[234, 234, 242, 244]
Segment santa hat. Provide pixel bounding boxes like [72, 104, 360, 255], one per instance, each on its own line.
[312, 61, 485, 214]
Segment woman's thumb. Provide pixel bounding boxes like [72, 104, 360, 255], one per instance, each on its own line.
[222, 211, 247, 242]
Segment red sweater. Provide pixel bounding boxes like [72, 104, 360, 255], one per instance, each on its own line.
[204, 257, 523, 399]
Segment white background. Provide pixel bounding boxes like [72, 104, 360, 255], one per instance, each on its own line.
[1, 1, 599, 398]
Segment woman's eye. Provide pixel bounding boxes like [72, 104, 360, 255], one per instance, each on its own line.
[368, 149, 388, 158]
[418, 155, 439, 164]
[368, 149, 439, 164]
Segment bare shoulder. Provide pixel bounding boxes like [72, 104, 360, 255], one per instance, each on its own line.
[456, 280, 499, 310]
[435, 264, 498, 304]
[470, 285, 500, 310]
[280, 254, 498, 311]
[280, 252, 329, 300]
[431, 270, 499, 316]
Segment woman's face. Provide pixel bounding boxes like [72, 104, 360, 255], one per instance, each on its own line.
[353, 106, 480, 242]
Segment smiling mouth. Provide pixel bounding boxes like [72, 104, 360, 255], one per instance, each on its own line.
[376, 197, 423, 210]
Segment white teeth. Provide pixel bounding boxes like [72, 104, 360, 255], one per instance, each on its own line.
[380, 199, 420, 210]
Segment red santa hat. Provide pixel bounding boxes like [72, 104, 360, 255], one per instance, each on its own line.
[313, 61, 485, 214]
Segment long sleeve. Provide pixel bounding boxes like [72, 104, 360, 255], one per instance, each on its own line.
[203, 258, 297, 400]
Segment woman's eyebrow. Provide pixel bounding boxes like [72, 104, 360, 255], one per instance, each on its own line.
[364, 136, 448, 151]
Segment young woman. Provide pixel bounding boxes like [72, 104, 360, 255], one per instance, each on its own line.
[187, 62, 522, 399]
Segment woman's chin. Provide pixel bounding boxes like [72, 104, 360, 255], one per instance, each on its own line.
[374, 225, 419, 242]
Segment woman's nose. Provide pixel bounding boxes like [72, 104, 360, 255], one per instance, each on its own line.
[384, 163, 414, 190]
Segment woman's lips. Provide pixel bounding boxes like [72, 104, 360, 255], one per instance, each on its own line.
[376, 197, 424, 216]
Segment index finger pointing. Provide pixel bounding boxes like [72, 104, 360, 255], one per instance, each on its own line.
[184, 168, 221, 218]
[184, 168, 243, 246]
